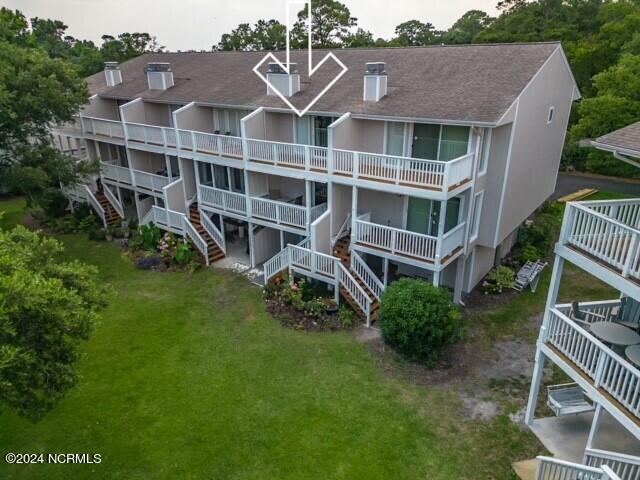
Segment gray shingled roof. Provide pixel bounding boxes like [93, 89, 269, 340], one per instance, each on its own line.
[87, 42, 564, 124]
[594, 122, 640, 157]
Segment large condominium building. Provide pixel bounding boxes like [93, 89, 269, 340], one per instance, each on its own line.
[53, 42, 579, 325]
[525, 122, 640, 479]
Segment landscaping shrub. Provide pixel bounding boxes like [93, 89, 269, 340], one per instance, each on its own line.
[481, 266, 516, 294]
[72, 203, 93, 222]
[39, 188, 68, 219]
[76, 214, 99, 233]
[378, 278, 462, 365]
[518, 243, 540, 264]
[517, 202, 563, 258]
[135, 254, 162, 270]
[338, 306, 355, 328]
[130, 224, 162, 251]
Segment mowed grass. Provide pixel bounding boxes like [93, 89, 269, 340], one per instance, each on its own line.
[0, 198, 541, 479]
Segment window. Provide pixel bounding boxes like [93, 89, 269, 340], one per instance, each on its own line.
[231, 168, 244, 193]
[477, 129, 491, 176]
[197, 162, 213, 187]
[213, 165, 229, 190]
[385, 122, 406, 156]
[547, 106, 555, 124]
[313, 116, 334, 147]
[411, 124, 470, 161]
[470, 191, 484, 242]
[296, 116, 311, 145]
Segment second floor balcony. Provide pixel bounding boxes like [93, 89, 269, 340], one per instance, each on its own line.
[542, 300, 640, 434]
[352, 216, 466, 269]
[559, 199, 640, 291]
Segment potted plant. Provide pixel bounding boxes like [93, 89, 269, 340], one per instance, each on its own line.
[322, 298, 338, 315]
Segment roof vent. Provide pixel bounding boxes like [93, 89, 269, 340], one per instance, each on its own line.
[266, 63, 300, 97]
[364, 62, 387, 102]
[145, 62, 174, 90]
[104, 62, 122, 87]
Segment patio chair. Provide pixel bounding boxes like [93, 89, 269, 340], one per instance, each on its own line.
[614, 297, 640, 333]
[570, 301, 602, 331]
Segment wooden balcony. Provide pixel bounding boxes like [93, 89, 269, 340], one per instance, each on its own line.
[560, 200, 640, 287]
[198, 185, 247, 216]
[124, 122, 177, 149]
[542, 306, 640, 432]
[352, 218, 465, 268]
[80, 116, 125, 141]
[102, 163, 133, 186]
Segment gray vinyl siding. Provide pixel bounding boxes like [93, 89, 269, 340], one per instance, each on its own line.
[496, 47, 576, 244]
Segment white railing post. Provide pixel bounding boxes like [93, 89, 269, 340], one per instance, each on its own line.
[353, 152, 360, 179]
[622, 234, 639, 278]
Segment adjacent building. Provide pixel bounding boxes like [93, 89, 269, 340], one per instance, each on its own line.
[52, 42, 579, 324]
[525, 122, 640, 479]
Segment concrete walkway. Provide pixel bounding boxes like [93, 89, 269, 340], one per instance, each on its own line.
[530, 410, 640, 463]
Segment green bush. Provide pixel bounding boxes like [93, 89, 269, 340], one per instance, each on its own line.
[518, 202, 563, 258]
[76, 214, 99, 233]
[174, 242, 194, 266]
[378, 278, 462, 365]
[481, 266, 516, 294]
[72, 203, 93, 222]
[38, 188, 68, 219]
[519, 243, 540, 264]
[338, 306, 355, 328]
[130, 224, 162, 251]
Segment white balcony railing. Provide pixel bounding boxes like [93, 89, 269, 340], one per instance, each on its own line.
[310, 203, 328, 224]
[80, 116, 124, 139]
[351, 251, 384, 301]
[583, 199, 640, 231]
[244, 138, 473, 192]
[198, 185, 247, 216]
[250, 197, 307, 229]
[133, 170, 171, 193]
[200, 209, 226, 254]
[353, 219, 466, 265]
[544, 308, 640, 420]
[125, 122, 177, 148]
[102, 163, 133, 185]
[179, 130, 244, 159]
[562, 201, 640, 281]
[536, 457, 618, 480]
[585, 448, 640, 480]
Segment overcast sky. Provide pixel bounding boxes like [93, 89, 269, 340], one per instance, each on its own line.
[2, 0, 500, 51]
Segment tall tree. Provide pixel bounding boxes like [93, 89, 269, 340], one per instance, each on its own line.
[291, 0, 357, 48]
[0, 225, 105, 421]
[441, 10, 495, 44]
[393, 20, 441, 46]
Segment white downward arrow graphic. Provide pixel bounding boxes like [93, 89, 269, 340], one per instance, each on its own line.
[252, 0, 348, 117]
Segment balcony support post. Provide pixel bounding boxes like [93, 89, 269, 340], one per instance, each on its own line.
[585, 404, 603, 452]
[305, 180, 312, 230]
[383, 258, 389, 287]
[524, 348, 546, 426]
[351, 186, 358, 246]
[248, 223, 255, 268]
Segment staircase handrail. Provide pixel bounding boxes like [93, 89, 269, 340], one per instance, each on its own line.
[350, 251, 384, 301]
[102, 184, 124, 218]
[84, 185, 107, 227]
[199, 208, 226, 254]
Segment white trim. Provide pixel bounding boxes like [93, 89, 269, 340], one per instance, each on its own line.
[477, 128, 491, 176]
[469, 190, 484, 243]
[493, 99, 520, 247]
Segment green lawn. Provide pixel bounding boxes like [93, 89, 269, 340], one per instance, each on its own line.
[0, 198, 541, 479]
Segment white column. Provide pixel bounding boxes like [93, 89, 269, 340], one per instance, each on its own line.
[280, 230, 284, 250]
[432, 271, 441, 287]
[453, 257, 465, 304]
[248, 222, 255, 267]
[350, 186, 358, 244]
[305, 180, 312, 230]
[327, 182, 334, 238]
[525, 349, 546, 426]
[585, 404, 603, 451]
[383, 258, 389, 287]
[165, 154, 172, 179]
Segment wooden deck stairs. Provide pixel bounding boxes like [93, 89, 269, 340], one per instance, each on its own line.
[189, 204, 225, 264]
[333, 235, 380, 323]
[95, 185, 122, 227]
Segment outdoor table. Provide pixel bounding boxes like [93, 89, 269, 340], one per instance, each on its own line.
[590, 321, 640, 355]
[626, 345, 640, 368]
